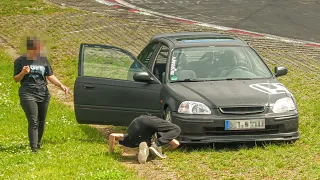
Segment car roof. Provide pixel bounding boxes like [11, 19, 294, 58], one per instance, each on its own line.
[150, 32, 249, 48]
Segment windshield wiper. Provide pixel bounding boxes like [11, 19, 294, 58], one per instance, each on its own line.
[171, 78, 253, 82]
[202, 79, 226, 82]
[225, 78, 253, 80]
[171, 79, 204, 82]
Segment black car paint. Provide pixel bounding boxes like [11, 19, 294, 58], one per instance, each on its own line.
[74, 32, 299, 143]
[75, 76, 162, 125]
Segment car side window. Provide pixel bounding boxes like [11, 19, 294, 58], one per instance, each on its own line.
[82, 45, 148, 81]
[152, 45, 169, 82]
[137, 42, 158, 67]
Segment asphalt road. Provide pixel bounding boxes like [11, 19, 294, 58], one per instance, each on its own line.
[122, 0, 320, 43]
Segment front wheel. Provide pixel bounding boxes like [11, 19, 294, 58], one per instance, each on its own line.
[154, 107, 173, 140]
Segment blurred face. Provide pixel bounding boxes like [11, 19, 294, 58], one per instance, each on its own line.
[27, 40, 42, 57]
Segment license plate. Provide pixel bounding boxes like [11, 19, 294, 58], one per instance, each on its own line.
[225, 119, 265, 130]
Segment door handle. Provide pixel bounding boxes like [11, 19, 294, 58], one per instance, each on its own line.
[83, 84, 95, 89]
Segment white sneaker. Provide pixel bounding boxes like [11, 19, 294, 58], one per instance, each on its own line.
[149, 143, 166, 159]
[138, 142, 149, 164]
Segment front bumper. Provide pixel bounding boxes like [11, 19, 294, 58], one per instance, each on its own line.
[177, 132, 299, 144]
[172, 112, 299, 144]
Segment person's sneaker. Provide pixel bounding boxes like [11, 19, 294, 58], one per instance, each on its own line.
[138, 142, 149, 164]
[149, 143, 166, 159]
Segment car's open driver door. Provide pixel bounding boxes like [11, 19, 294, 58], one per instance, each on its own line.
[74, 44, 162, 126]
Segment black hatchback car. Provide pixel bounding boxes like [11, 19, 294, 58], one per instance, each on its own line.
[74, 32, 299, 144]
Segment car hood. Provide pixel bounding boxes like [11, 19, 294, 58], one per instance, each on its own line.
[168, 79, 292, 108]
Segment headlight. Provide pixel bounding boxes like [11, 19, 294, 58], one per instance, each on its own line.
[272, 97, 296, 113]
[178, 101, 211, 114]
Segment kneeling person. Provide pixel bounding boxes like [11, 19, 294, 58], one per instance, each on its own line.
[109, 115, 181, 164]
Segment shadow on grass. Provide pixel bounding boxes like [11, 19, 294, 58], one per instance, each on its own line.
[179, 140, 296, 152]
[118, 154, 140, 164]
[78, 125, 106, 143]
[0, 144, 29, 153]
[43, 125, 108, 145]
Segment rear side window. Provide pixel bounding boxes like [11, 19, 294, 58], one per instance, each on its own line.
[152, 45, 169, 82]
[154, 46, 169, 65]
[137, 43, 158, 67]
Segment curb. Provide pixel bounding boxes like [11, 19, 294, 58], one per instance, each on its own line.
[97, 0, 320, 48]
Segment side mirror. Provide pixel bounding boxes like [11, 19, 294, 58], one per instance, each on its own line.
[133, 72, 153, 83]
[274, 66, 288, 77]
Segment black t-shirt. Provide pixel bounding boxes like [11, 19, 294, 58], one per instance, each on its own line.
[14, 55, 53, 102]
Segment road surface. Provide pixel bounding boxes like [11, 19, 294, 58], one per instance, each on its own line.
[122, 0, 320, 43]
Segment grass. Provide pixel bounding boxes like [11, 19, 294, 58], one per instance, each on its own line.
[0, 0, 76, 15]
[0, 50, 140, 179]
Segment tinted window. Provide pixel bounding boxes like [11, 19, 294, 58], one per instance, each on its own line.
[153, 45, 169, 82]
[137, 43, 158, 67]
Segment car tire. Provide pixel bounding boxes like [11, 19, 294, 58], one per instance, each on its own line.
[165, 107, 172, 122]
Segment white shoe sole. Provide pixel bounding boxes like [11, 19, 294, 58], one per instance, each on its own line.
[138, 142, 149, 164]
[149, 147, 166, 159]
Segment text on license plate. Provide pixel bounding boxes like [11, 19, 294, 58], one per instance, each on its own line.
[225, 119, 265, 130]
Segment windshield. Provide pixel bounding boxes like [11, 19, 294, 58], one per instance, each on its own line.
[169, 46, 272, 82]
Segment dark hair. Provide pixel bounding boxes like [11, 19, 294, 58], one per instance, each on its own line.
[26, 37, 39, 50]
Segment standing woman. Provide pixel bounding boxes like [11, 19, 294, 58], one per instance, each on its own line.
[13, 36, 69, 153]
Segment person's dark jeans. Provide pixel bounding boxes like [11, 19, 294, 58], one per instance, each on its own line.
[20, 100, 49, 150]
[149, 116, 181, 146]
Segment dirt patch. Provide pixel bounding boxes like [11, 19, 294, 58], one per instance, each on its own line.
[0, 35, 19, 59]
[93, 125, 178, 180]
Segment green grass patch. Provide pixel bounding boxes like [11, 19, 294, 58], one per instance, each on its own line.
[0, 0, 76, 15]
[0, 50, 140, 179]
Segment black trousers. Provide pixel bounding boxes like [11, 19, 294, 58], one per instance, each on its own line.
[126, 115, 181, 147]
[20, 100, 49, 149]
